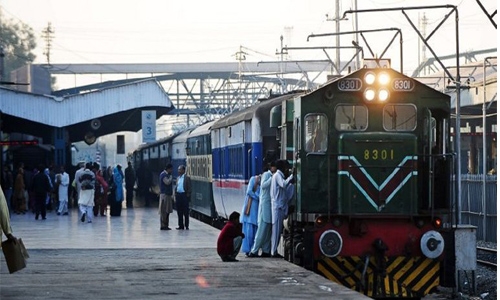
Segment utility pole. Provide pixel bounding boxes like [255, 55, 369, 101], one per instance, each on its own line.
[275, 35, 287, 94]
[42, 22, 55, 65]
[353, 0, 359, 70]
[419, 13, 428, 75]
[234, 45, 247, 108]
[335, 0, 340, 70]
[326, 0, 343, 74]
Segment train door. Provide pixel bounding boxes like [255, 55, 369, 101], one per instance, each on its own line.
[302, 114, 329, 212]
[424, 108, 451, 210]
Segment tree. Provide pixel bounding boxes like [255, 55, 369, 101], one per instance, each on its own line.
[0, 16, 37, 80]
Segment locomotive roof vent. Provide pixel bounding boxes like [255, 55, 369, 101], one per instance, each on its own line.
[362, 58, 391, 69]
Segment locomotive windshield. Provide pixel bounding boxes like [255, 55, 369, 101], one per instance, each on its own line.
[383, 104, 417, 131]
[305, 114, 328, 153]
[334, 104, 368, 131]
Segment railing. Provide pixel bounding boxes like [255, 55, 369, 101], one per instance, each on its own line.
[459, 174, 497, 242]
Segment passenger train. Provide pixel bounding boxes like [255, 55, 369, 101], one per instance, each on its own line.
[130, 60, 454, 299]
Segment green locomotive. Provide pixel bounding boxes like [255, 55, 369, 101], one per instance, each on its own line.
[273, 61, 453, 298]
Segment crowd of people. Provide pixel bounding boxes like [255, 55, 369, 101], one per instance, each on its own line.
[217, 159, 294, 262]
[2, 158, 294, 263]
[0, 161, 138, 222]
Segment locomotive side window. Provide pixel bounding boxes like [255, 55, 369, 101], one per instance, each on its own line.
[305, 114, 328, 153]
[334, 105, 368, 131]
[383, 104, 417, 131]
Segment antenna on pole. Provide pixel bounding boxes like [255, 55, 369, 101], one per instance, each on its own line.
[275, 35, 288, 94]
[42, 22, 55, 65]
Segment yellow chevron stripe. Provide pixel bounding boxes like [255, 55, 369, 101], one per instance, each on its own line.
[324, 257, 357, 287]
[412, 261, 440, 292]
[392, 258, 414, 282]
[386, 256, 405, 273]
[317, 262, 336, 281]
[317, 256, 440, 298]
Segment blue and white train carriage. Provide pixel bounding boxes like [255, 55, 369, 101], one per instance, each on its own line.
[186, 121, 216, 222]
[210, 93, 298, 219]
[171, 129, 191, 177]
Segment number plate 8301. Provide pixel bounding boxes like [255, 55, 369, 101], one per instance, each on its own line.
[392, 79, 414, 91]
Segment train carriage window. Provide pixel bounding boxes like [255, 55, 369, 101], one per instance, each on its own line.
[305, 114, 328, 153]
[383, 104, 417, 131]
[334, 105, 368, 131]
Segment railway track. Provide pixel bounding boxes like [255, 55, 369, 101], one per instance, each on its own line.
[477, 246, 497, 269]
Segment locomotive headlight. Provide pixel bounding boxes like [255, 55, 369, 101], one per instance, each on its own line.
[378, 88, 389, 102]
[364, 88, 376, 101]
[420, 230, 444, 259]
[364, 72, 376, 85]
[378, 72, 390, 85]
[319, 230, 343, 257]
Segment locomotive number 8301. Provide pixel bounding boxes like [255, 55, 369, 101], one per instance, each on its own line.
[363, 149, 395, 160]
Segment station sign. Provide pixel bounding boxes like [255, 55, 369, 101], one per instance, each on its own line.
[142, 110, 156, 143]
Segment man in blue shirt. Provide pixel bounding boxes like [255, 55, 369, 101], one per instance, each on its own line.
[175, 165, 191, 230]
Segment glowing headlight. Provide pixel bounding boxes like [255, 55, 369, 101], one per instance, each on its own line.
[420, 230, 444, 259]
[378, 88, 389, 102]
[364, 72, 376, 85]
[319, 230, 343, 257]
[378, 72, 390, 85]
[364, 88, 376, 101]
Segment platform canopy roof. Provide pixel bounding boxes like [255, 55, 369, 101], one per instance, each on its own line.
[0, 79, 173, 143]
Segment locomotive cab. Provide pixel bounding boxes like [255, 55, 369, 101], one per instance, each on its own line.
[285, 65, 452, 299]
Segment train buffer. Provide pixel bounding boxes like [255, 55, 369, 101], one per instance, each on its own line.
[0, 207, 368, 300]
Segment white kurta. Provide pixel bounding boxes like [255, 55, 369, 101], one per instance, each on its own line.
[270, 170, 293, 255]
[58, 172, 70, 202]
[78, 190, 95, 207]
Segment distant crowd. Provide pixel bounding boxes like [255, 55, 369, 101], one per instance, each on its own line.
[0, 161, 137, 222]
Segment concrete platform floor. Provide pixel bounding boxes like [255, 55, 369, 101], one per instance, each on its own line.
[0, 206, 369, 300]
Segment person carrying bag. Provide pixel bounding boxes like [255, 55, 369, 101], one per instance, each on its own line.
[0, 188, 29, 273]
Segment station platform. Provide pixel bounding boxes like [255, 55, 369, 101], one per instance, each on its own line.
[0, 205, 368, 300]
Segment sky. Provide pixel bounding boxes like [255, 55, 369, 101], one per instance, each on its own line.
[0, 0, 497, 88]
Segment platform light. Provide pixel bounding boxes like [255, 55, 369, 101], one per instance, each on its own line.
[364, 88, 376, 101]
[364, 72, 376, 85]
[378, 72, 390, 85]
[378, 88, 389, 102]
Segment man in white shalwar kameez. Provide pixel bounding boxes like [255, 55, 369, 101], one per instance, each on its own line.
[270, 160, 293, 258]
[249, 162, 276, 257]
[56, 165, 70, 215]
[78, 163, 95, 224]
